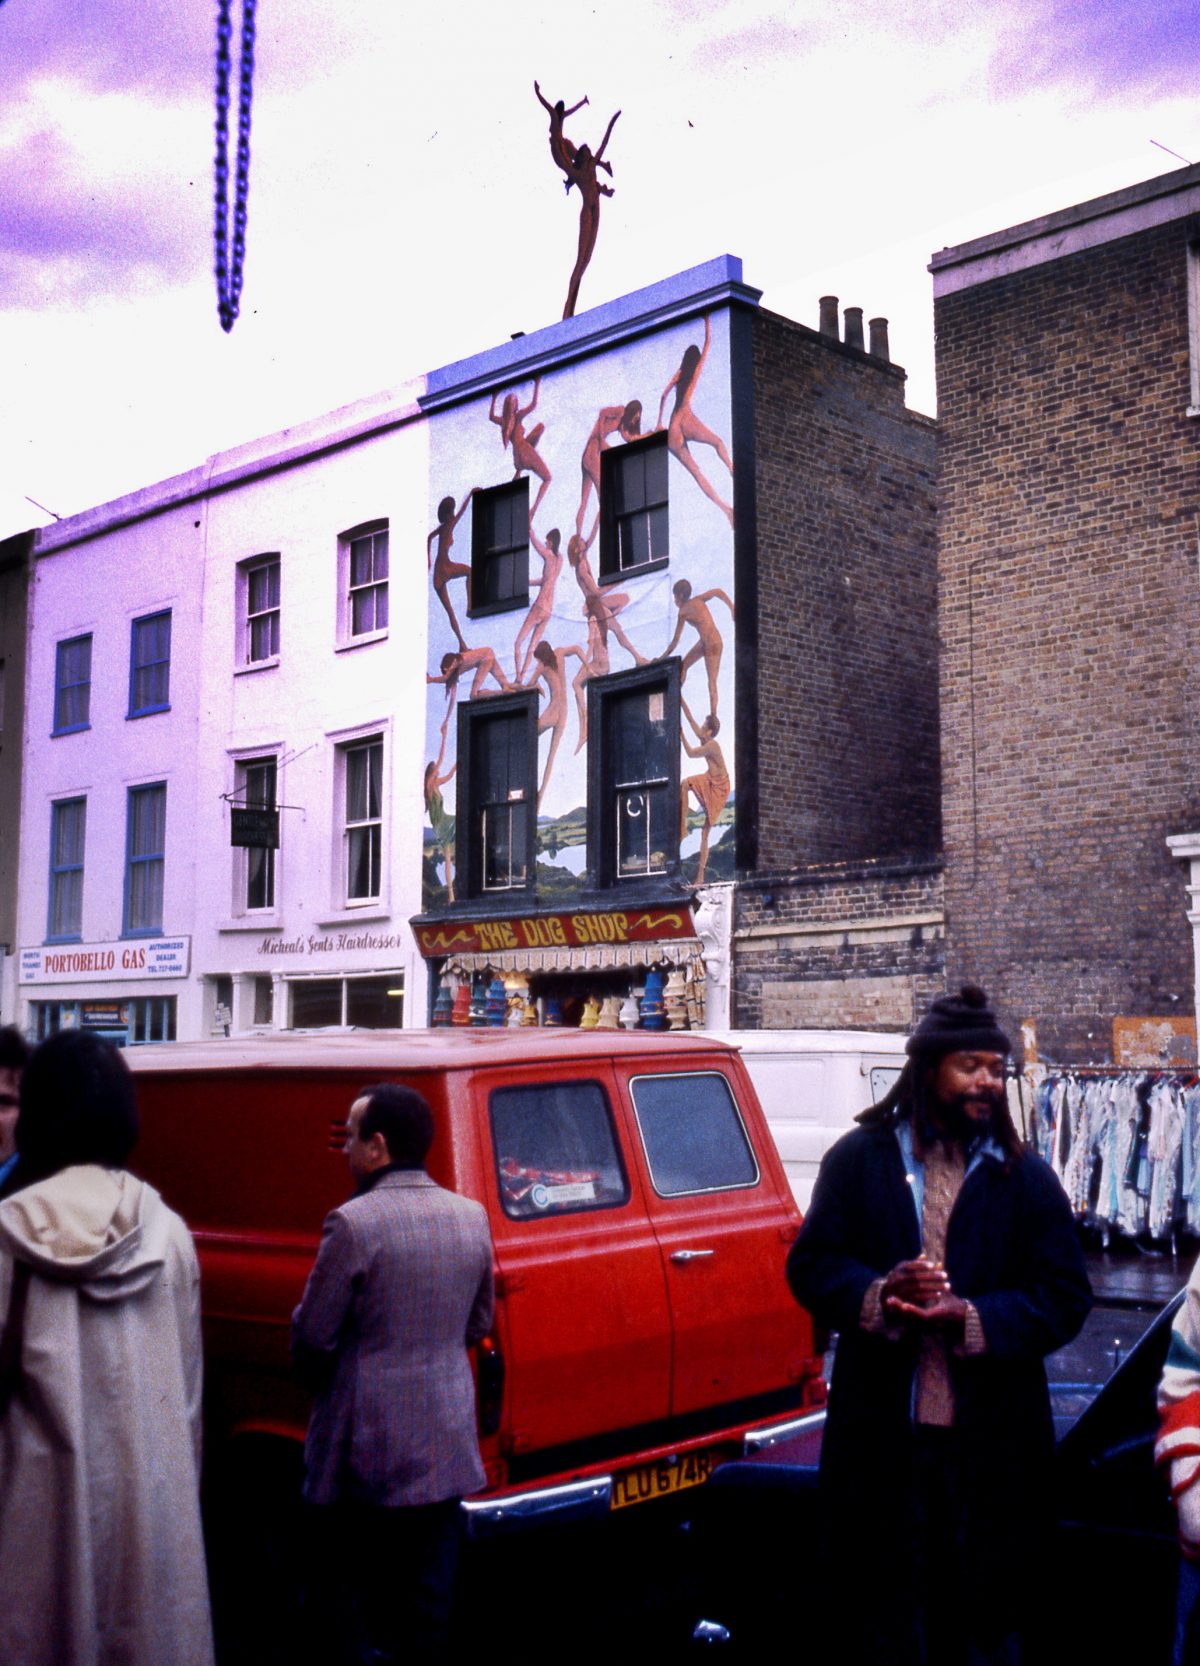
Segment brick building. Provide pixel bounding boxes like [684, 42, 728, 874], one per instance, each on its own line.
[932, 162, 1200, 1065]
[412, 258, 940, 1028]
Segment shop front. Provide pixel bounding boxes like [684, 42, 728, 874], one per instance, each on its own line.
[412, 904, 711, 1028]
[18, 938, 191, 1047]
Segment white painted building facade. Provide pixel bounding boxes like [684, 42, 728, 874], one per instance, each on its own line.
[15, 384, 432, 1041]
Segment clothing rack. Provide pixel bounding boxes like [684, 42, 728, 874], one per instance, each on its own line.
[1032, 1068, 1200, 1247]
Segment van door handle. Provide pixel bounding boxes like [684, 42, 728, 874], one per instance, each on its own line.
[670, 1249, 715, 1264]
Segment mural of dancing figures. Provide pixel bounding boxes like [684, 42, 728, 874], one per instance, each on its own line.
[422, 312, 738, 905]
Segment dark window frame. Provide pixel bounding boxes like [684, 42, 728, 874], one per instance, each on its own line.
[53, 634, 92, 735]
[343, 521, 389, 639]
[598, 433, 669, 582]
[456, 691, 538, 901]
[470, 480, 530, 616]
[128, 610, 172, 718]
[240, 756, 278, 911]
[242, 555, 281, 665]
[47, 796, 86, 943]
[123, 781, 167, 937]
[586, 662, 681, 890]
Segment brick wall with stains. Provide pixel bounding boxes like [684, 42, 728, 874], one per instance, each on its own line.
[935, 211, 1200, 1064]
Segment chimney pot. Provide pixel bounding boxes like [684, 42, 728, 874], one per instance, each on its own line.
[868, 317, 890, 362]
[843, 306, 865, 352]
[818, 296, 839, 340]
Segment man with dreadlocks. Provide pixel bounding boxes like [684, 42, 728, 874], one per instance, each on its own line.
[787, 985, 1091, 1666]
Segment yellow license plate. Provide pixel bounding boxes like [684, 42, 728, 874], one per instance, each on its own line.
[610, 1448, 721, 1511]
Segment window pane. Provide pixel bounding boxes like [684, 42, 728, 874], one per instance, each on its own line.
[374, 584, 388, 630]
[632, 1073, 758, 1196]
[346, 747, 368, 821]
[345, 976, 402, 1027]
[645, 440, 668, 501]
[290, 980, 343, 1027]
[372, 531, 388, 579]
[128, 857, 164, 932]
[491, 1081, 629, 1219]
[55, 637, 92, 730]
[131, 787, 165, 857]
[54, 799, 85, 865]
[648, 504, 669, 561]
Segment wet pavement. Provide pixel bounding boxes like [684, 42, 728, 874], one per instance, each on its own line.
[1049, 1242, 1192, 1384]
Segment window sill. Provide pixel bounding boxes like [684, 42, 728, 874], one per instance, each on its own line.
[469, 595, 529, 619]
[44, 934, 82, 946]
[234, 658, 279, 678]
[1188, 406, 1200, 419]
[121, 927, 165, 940]
[127, 706, 171, 721]
[51, 724, 91, 738]
[599, 556, 669, 585]
[335, 630, 388, 655]
[217, 918, 284, 934]
[312, 907, 392, 927]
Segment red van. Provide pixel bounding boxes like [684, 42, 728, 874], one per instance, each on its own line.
[127, 1028, 822, 1535]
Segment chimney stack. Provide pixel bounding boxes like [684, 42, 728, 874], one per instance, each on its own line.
[843, 306, 865, 352]
[818, 295, 840, 340]
[868, 317, 890, 363]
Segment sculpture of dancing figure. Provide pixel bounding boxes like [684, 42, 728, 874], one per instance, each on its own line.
[534, 82, 620, 320]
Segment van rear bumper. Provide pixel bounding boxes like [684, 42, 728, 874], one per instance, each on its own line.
[461, 1409, 825, 1539]
[462, 1475, 612, 1539]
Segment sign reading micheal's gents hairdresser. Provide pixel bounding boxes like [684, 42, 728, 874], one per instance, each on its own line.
[20, 938, 192, 985]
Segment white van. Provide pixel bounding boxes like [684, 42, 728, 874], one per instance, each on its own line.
[700, 1029, 908, 1212]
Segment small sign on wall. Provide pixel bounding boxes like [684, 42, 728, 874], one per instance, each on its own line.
[230, 807, 279, 849]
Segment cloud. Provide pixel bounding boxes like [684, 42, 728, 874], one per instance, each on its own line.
[0, 107, 204, 306]
[988, 0, 1200, 102]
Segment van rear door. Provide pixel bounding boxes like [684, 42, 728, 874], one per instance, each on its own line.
[619, 1063, 811, 1417]
[471, 1061, 672, 1458]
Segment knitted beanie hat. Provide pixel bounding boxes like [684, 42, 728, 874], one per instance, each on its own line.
[905, 984, 1011, 1061]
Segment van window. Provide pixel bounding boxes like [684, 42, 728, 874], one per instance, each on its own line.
[630, 1072, 759, 1197]
[490, 1080, 629, 1219]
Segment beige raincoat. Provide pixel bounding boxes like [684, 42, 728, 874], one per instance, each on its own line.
[0, 1164, 214, 1666]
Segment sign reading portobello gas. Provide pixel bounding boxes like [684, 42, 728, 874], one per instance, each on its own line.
[20, 938, 192, 985]
[412, 908, 697, 959]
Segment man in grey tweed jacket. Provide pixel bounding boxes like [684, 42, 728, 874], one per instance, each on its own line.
[292, 1082, 494, 1661]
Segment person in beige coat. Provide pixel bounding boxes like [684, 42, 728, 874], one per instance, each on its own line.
[0, 1029, 214, 1666]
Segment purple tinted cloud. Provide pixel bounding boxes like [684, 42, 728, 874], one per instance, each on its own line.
[989, 0, 1200, 101]
[0, 126, 204, 306]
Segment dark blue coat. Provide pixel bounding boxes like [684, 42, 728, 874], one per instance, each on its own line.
[786, 1117, 1092, 1657]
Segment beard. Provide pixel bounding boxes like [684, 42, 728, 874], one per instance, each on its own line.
[936, 1087, 1005, 1142]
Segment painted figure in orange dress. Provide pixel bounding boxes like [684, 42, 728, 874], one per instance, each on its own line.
[577, 400, 642, 537]
[679, 696, 730, 888]
[657, 315, 734, 526]
[514, 525, 564, 683]
[660, 577, 734, 723]
[427, 490, 477, 650]
[490, 380, 551, 518]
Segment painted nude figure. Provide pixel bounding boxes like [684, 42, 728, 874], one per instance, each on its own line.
[427, 647, 514, 740]
[513, 525, 564, 683]
[490, 380, 551, 519]
[427, 490, 477, 650]
[568, 514, 646, 670]
[577, 400, 642, 537]
[679, 696, 730, 889]
[526, 641, 569, 807]
[661, 577, 734, 723]
[534, 84, 621, 320]
[564, 614, 609, 753]
[657, 315, 734, 526]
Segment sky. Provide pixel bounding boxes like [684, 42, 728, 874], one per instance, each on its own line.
[1, 0, 1198, 540]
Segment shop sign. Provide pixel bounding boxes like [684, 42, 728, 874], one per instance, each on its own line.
[230, 807, 279, 849]
[80, 1001, 128, 1029]
[19, 937, 192, 986]
[412, 907, 697, 960]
